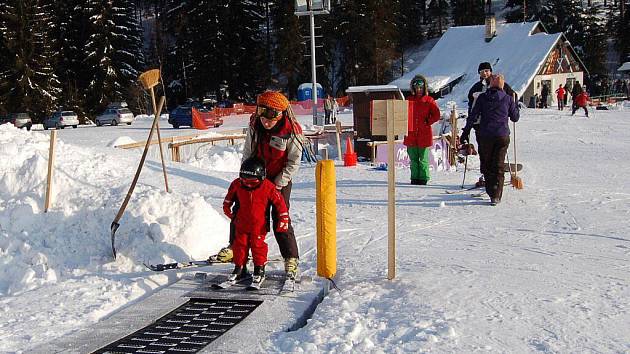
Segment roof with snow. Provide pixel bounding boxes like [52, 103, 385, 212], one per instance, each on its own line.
[618, 62, 630, 72]
[389, 21, 571, 106]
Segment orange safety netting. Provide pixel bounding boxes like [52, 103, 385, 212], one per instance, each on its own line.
[211, 96, 350, 118]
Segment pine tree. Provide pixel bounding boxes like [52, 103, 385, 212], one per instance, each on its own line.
[451, 0, 485, 26]
[83, 0, 145, 115]
[0, 0, 61, 121]
[426, 0, 450, 38]
[582, 5, 608, 76]
[218, 1, 267, 101]
[51, 0, 90, 117]
[272, 0, 308, 98]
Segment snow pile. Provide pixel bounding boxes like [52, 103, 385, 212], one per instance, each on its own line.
[0, 124, 228, 296]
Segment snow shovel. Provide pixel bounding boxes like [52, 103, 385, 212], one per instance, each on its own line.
[139, 69, 170, 193]
[110, 95, 166, 259]
[510, 121, 524, 189]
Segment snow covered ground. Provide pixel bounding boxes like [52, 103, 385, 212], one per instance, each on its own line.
[1, 105, 629, 353]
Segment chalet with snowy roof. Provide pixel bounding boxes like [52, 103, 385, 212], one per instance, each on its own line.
[389, 19, 588, 109]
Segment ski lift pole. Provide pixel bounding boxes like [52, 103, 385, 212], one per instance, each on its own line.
[309, 5, 318, 125]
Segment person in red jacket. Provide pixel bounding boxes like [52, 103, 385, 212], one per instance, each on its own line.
[403, 74, 441, 185]
[223, 156, 289, 287]
[572, 90, 590, 117]
[556, 84, 566, 111]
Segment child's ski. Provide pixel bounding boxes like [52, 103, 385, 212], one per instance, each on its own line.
[211, 274, 252, 290]
[444, 185, 482, 194]
[144, 256, 283, 272]
[144, 259, 222, 272]
[280, 276, 296, 293]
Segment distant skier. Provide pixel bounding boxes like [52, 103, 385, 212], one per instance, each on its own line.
[461, 74, 519, 206]
[324, 94, 334, 125]
[404, 74, 441, 185]
[222, 157, 289, 288]
[556, 84, 566, 111]
[572, 91, 590, 118]
[540, 83, 549, 108]
[571, 81, 583, 111]
[466, 62, 516, 188]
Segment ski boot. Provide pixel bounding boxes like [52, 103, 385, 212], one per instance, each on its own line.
[216, 246, 233, 262]
[284, 257, 299, 280]
[227, 265, 249, 282]
[247, 265, 266, 291]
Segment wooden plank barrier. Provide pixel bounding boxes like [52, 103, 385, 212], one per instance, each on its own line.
[168, 134, 246, 162]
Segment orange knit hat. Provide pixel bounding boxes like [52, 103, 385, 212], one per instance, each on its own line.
[257, 91, 289, 111]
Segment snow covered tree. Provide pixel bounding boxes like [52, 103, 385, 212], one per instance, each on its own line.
[272, 0, 308, 98]
[217, 1, 267, 100]
[83, 0, 145, 115]
[451, 0, 485, 26]
[614, 0, 630, 62]
[335, 0, 400, 87]
[0, 0, 61, 120]
[51, 0, 90, 117]
[426, 0, 450, 38]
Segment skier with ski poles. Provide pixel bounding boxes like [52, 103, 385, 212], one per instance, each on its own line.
[217, 90, 304, 280]
[464, 61, 517, 188]
[221, 156, 289, 289]
[461, 74, 519, 206]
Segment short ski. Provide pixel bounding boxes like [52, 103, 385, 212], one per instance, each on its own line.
[280, 276, 296, 293]
[145, 256, 283, 272]
[211, 274, 252, 290]
[471, 192, 488, 199]
[444, 185, 482, 194]
[144, 256, 225, 272]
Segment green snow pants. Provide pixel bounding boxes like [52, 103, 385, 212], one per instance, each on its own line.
[407, 146, 430, 181]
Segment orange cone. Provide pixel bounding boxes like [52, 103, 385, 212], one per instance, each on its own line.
[343, 137, 357, 167]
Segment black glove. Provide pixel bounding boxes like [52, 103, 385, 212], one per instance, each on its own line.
[460, 130, 470, 144]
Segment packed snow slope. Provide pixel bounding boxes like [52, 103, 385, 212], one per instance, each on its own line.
[0, 106, 629, 353]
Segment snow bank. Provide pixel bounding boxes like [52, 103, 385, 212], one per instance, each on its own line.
[0, 124, 228, 296]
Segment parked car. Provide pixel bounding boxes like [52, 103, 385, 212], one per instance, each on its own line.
[43, 111, 79, 129]
[95, 107, 134, 126]
[168, 103, 223, 129]
[0, 113, 32, 131]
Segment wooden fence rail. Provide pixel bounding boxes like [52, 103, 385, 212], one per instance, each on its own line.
[169, 134, 246, 162]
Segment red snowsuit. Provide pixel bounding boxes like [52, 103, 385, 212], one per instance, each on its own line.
[575, 92, 589, 107]
[403, 95, 441, 148]
[223, 178, 288, 267]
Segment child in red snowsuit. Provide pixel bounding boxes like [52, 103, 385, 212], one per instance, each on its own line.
[572, 92, 589, 117]
[223, 157, 289, 282]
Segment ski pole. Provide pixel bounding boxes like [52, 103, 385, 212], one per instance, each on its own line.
[461, 153, 468, 189]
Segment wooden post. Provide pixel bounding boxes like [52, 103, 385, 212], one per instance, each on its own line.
[387, 102, 396, 280]
[449, 107, 458, 166]
[150, 87, 170, 193]
[335, 120, 343, 161]
[45, 130, 57, 212]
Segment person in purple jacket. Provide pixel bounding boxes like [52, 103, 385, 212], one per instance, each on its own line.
[460, 74, 519, 205]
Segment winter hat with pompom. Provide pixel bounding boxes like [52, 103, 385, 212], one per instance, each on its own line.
[257, 91, 289, 111]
